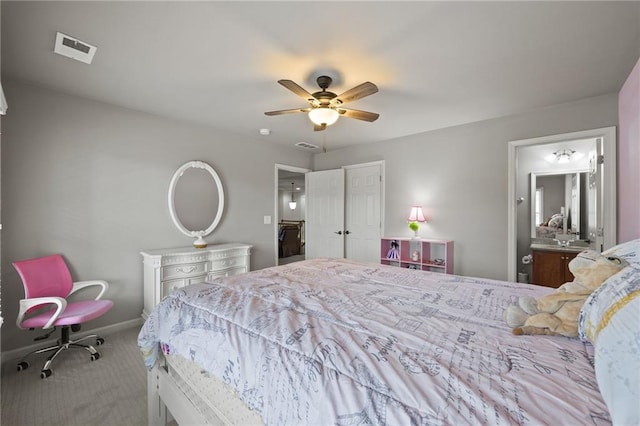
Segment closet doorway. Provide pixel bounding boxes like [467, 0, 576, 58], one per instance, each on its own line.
[275, 164, 310, 266]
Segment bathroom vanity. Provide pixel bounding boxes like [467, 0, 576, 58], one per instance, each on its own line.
[530, 243, 587, 288]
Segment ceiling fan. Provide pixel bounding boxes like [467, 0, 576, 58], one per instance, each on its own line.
[265, 75, 379, 131]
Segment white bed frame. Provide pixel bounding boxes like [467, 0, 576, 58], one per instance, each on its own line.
[148, 362, 211, 426]
[147, 355, 262, 426]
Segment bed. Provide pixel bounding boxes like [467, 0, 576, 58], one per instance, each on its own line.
[139, 243, 640, 426]
[535, 214, 564, 238]
[535, 224, 562, 239]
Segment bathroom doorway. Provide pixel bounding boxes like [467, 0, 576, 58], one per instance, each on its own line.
[507, 127, 617, 282]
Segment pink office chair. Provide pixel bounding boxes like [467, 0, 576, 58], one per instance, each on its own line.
[13, 254, 114, 379]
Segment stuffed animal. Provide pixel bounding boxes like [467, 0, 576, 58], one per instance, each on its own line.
[505, 250, 627, 337]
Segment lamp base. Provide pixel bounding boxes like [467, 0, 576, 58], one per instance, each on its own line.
[411, 232, 420, 240]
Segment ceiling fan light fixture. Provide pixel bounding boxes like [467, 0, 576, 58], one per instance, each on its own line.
[308, 107, 339, 126]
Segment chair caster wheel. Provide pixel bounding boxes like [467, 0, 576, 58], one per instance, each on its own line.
[96, 337, 104, 346]
[90, 353, 101, 361]
[17, 361, 29, 372]
[40, 369, 52, 379]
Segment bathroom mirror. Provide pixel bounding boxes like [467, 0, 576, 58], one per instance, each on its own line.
[168, 160, 224, 248]
[530, 171, 588, 240]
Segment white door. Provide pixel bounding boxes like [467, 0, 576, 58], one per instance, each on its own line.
[345, 164, 382, 263]
[306, 169, 345, 259]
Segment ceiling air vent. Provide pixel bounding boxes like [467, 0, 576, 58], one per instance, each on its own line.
[54, 32, 97, 64]
[295, 142, 319, 150]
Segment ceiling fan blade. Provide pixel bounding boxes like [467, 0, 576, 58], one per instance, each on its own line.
[338, 108, 380, 122]
[264, 108, 310, 116]
[313, 123, 327, 132]
[331, 82, 378, 106]
[278, 80, 317, 104]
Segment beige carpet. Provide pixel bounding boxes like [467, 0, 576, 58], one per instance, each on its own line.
[2, 326, 147, 426]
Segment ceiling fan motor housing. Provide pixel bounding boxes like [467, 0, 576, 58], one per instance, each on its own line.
[313, 76, 338, 105]
[316, 75, 333, 90]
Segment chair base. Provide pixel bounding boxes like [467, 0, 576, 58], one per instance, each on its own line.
[16, 325, 105, 379]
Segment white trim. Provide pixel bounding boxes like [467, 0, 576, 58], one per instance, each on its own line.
[1, 318, 143, 363]
[534, 187, 544, 228]
[341, 160, 385, 170]
[507, 126, 617, 281]
[529, 169, 589, 237]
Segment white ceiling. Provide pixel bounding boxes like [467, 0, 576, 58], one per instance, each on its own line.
[2, 1, 639, 152]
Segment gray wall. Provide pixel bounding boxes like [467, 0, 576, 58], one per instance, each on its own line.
[313, 94, 619, 280]
[1, 81, 312, 351]
[0, 82, 621, 353]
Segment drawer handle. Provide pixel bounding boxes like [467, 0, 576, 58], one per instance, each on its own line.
[176, 266, 197, 274]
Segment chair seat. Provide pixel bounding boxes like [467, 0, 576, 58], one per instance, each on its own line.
[21, 299, 114, 329]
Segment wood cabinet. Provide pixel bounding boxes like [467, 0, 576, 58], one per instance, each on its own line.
[380, 237, 454, 274]
[141, 243, 252, 318]
[531, 249, 578, 288]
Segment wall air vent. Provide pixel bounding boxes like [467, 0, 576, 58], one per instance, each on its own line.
[54, 32, 97, 64]
[295, 142, 319, 150]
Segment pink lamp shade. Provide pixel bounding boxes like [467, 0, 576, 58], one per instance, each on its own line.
[408, 206, 427, 222]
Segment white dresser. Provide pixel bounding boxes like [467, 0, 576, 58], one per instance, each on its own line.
[140, 243, 252, 319]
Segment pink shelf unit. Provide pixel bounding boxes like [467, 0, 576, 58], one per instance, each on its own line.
[380, 237, 454, 274]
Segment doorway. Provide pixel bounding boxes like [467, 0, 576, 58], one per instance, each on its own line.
[275, 164, 310, 266]
[507, 127, 617, 282]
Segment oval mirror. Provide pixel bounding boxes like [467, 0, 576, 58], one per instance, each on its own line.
[168, 161, 225, 248]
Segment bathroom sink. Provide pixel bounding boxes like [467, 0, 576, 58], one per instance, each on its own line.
[529, 241, 590, 253]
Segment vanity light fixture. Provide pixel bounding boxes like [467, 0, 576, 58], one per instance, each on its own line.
[308, 107, 339, 127]
[408, 206, 427, 239]
[289, 182, 297, 210]
[545, 149, 583, 164]
[556, 149, 574, 164]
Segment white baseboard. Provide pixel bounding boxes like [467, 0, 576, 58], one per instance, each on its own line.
[1, 318, 144, 364]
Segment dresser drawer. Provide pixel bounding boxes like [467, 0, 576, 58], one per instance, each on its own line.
[208, 266, 247, 280]
[162, 262, 207, 280]
[162, 278, 187, 297]
[162, 275, 208, 298]
[210, 256, 247, 271]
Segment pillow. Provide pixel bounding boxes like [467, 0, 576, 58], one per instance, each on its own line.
[548, 214, 564, 228]
[578, 240, 640, 424]
[602, 238, 640, 265]
[593, 295, 640, 426]
[578, 263, 640, 343]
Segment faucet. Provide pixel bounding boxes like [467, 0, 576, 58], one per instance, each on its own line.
[553, 238, 570, 247]
[553, 233, 574, 247]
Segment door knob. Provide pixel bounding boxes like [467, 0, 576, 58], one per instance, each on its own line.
[344, 230, 351, 235]
[334, 231, 342, 235]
